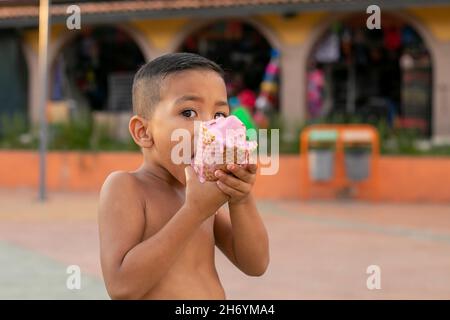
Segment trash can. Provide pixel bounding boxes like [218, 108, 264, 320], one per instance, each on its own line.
[344, 144, 371, 181]
[308, 130, 337, 181]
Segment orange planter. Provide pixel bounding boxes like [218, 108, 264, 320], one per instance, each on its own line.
[0, 151, 449, 202]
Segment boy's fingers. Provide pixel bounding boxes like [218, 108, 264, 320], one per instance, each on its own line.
[215, 170, 251, 193]
[184, 165, 198, 182]
[226, 164, 251, 182]
[216, 180, 245, 198]
[215, 170, 242, 189]
[246, 163, 258, 174]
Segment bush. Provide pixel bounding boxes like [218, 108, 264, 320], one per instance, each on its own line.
[0, 111, 139, 152]
[1, 111, 449, 156]
[0, 113, 38, 149]
[267, 113, 305, 154]
[91, 122, 139, 152]
[48, 113, 93, 150]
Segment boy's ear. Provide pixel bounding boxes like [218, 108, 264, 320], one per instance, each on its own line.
[129, 115, 153, 148]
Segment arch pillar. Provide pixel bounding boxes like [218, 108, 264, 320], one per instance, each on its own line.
[21, 40, 39, 125]
[432, 41, 450, 142]
[279, 44, 305, 126]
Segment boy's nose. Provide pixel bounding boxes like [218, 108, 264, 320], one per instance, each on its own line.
[199, 114, 216, 122]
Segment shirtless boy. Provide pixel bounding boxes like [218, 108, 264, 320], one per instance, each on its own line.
[98, 53, 269, 299]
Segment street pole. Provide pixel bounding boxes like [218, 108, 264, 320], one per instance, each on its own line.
[38, 0, 50, 201]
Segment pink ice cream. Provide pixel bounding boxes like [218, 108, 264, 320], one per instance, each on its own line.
[192, 115, 258, 183]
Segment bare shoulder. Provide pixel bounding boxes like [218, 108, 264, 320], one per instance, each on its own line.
[100, 171, 140, 195]
[99, 171, 145, 217]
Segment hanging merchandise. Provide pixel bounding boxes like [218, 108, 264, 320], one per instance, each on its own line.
[198, 38, 208, 56]
[384, 27, 401, 51]
[260, 81, 278, 94]
[184, 36, 197, 51]
[307, 68, 325, 118]
[418, 52, 431, 68]
[231, 106, 258, 137]
[256, 49, 280, 113]
[225, 21, 243, 40]
[369, 47, 383, 63]
[264, 59, 279, 80]
[331, 21, 343, 34]
[226, 73, 244, 97]
[52, 57, 65, 101]
[81, 35, 94, 59]
[314, 32, 340, 63]
[253, 110, 269, 129]
[401, 26, 419, 46]
[354, 28, 368, 65]
[228, 96, 241, 110]
[341, 27, 353, 61]
[400, 52, 414, 70]
[116, 29, 128, 45]
[255, 93, 272, 113]
[238, 89, 256, 112]
[213, 22, 226, 36]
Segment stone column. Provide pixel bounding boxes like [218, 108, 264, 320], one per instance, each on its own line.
[21, 42, 39, 125]
[433, 41, 450, 143]
[279, 44, 306, 138]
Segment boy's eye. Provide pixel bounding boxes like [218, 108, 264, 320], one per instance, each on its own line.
[181, 109, 197, 118]
[214, 112, 227, 119]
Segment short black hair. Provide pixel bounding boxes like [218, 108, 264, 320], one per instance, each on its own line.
[132, 52, 224, 117]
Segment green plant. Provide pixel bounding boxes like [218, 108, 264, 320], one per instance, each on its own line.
[266, 113, 305, 154]
[2, 109, 449, 156]
[48, 112, 94, 150]
[0, 113, 38, 149]
[91, 122, 139, 152]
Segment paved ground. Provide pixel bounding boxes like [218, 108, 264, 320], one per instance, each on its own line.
[0, 189, 449, 299]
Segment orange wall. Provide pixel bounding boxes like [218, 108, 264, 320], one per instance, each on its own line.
[1, 151, 450, 202]
[378, 157, 450, 202]
[0, 151, 141, 192]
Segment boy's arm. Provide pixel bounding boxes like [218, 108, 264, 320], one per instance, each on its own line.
[99, 168, 226, 299]
[214, 194, 269, 276]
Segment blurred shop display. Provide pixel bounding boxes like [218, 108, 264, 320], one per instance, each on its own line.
[0, 29, 28, 129]
[107, 72, 135, 112]
[399, 47, 431, 134]
[180, 20, 279, 131]
[50, 26, 145, 137]
[308, 13, 432, 136]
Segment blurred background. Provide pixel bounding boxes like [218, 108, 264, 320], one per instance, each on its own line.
[0, 0, 449, 299]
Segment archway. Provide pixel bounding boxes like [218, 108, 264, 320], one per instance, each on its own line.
[48, 26, 147, 142]
[0, 29, 28, 131]
[178, 19, 280, 128]
[306, 12, 433, 136]
[51, 26, 146, 113]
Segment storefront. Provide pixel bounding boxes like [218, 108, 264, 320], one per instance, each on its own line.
[51, 26, 145, 113]
[0, 29, 28, 128]
[178, 19, 279, 128]
[1, 0, 450, 141]
[307, 13, 432, 136]
[46, 26, 146, 140]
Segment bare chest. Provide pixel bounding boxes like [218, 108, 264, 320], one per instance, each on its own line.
[142, 191, 216, 263]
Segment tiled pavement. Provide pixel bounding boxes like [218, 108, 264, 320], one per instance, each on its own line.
[0, 241, 107, 299]
[0, 189, 449, 299]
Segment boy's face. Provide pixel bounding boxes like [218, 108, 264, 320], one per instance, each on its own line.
[148, 69, 229, 184]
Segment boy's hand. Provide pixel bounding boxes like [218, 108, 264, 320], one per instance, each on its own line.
[184, 165, 229, 221]
[214, 163, 257, 205]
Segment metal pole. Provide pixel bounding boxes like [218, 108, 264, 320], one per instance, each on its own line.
[38, 0, 50, 201]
